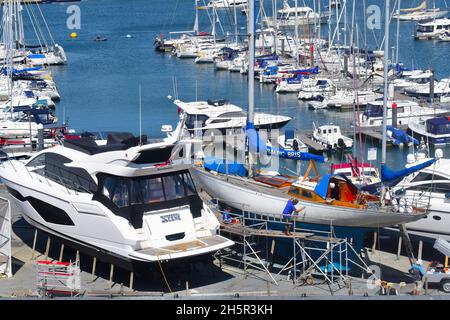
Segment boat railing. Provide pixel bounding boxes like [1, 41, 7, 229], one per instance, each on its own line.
[391, 190, 432, 213]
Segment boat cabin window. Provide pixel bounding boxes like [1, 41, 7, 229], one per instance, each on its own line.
[289, 186, 300, 195]
[218, 111, 246, 118]
[301, 189, 313, 198]
[209, 119, 231, 124]
[95, 170, 201, 228]
[26, 153, 47, 168]
[361, 169, 378, 177]
[417, 25, 433, 33]
[26, 152, 97, 193]
[97, 170, 197, 208]
[408, 182, 450, 193]
[185, 114, 209, 130]
[411, 172, 449, 183]
[334, 128, 338, 133]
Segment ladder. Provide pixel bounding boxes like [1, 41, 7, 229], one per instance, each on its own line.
[399, 224, 416, 266]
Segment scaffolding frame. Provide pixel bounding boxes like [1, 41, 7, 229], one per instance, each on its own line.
[0, 197, 12, 278]
[36, 260, 81, 297]
[213, 207, 376, 291]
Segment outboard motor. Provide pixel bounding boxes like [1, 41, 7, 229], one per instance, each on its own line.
[337, 138, 345, 149]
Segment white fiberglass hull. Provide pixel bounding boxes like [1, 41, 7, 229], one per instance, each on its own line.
[0, 161, 233, 267]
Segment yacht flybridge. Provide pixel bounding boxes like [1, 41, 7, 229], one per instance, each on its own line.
[0, 133, 233, 270]
[263, 1, 331, 28]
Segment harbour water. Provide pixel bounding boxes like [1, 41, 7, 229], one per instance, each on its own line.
[37, 0, 450, 175]
[0, 0, 449, 301]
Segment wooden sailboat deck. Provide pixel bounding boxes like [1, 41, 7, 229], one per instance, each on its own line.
[218, 221, 342, 243]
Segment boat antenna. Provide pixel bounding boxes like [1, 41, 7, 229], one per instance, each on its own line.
[395, 0, 401, 64]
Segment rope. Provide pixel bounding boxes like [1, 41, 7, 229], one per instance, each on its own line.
[157, 258, 173, 293]
[36, 1, 56, 46]
[23, 2, 44, 50]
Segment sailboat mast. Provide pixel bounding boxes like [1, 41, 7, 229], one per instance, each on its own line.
[295, 0, 299, 67]
[272, 0, 277, 54]
[395, 0, 401, 64]
[328, 0, 331, 47]
[4, 0, 14, 117]
[194, 0, 199, 35]
[247, 0, 255, 176]
[248, 0, 255, 123]
[234, 1, 238, 44]
[382, 0, 390, 165]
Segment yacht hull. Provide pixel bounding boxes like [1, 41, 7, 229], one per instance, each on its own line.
[1, 167, 233, 272]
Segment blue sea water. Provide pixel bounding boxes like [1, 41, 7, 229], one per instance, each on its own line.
[15, 0, 450, 173]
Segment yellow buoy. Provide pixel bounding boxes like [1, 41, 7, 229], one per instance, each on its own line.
[70, 32, 78, 39]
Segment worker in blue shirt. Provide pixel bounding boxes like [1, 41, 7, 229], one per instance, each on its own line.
[408, 259, 426, 281]
[283, 198, 305, 235]
[222, 207, 232, 224]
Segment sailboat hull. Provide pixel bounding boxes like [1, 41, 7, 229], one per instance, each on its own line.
[193, 168, 425, 228]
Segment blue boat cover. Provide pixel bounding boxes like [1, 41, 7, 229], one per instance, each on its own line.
[387, 125, 419, 146]
[204, 156, 248, 177]
[381, 158, 437, 182]
[288, 66, 319, 75]
[285, 129, 294, 142]
[27, 54, 46, 59]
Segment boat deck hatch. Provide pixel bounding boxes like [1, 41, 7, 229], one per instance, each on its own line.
[254, 175, 293, 187]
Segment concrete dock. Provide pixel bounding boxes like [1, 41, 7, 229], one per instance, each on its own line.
[0, 190, 449, 299]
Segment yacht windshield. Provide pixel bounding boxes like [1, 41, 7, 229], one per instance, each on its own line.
[95, 169, 202, 229]
[97, 170, 197, 208]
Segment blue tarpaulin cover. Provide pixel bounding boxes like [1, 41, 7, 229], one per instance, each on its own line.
[246, 122, 325, 162]
[204, 157, 248, 177]
[381, 158, 436, 182]
[314, 174, 332, 199]
[27, 54, 46, 59]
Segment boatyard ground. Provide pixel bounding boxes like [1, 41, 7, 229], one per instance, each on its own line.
[0, 190, 448, 299]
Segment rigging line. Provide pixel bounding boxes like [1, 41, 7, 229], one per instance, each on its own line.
[35, 1, 56, 46]
[168, 0, 180, 28]
[23, 2, 46, 50]
[28, 3, 48, 48]
[157, 258, 173, 293]
[355, 24, 364, 163]
[378, 0, 398, 51]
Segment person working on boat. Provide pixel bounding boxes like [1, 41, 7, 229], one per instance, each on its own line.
[282, 199, 305, 235]
[222, 207, 232, 224]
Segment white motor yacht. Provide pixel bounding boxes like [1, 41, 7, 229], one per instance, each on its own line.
[173, 99, 291, 134]
[414, 18, 450, 40]
[392, 150, 450, 240]
[360, 100, 449, 128]
[312, 124, 353, 151]
[0, 133, 234, 270]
